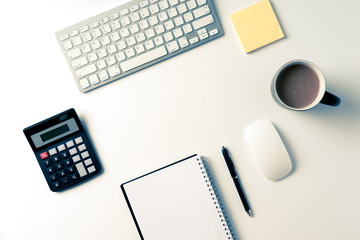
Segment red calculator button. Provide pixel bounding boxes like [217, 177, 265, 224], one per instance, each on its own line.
[40, 152, 49, 159]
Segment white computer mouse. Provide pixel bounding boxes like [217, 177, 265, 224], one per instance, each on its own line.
[245, 119, 292, 181]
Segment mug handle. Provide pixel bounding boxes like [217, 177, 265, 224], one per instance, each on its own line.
[320, 91, 341, 106]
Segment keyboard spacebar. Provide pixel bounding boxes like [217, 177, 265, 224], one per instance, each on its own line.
[120, 46, 167, 72]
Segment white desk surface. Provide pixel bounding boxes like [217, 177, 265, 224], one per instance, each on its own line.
[1, 0, 360, 239]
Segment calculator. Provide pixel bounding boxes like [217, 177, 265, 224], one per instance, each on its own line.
[23, 108, 101, 192]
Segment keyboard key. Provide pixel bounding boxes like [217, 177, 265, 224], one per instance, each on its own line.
[91, 40, 101, 50]
[121, 16, 131, 26]
[67, 48, 82, 60]
[184, 12, 194, 22]
[120, 46, 167, 72]
[189, 36, 199, 44]
[79, 78, 90, 89]
[117, 40, 127, 50]
[81, 44, 92, 54]
[168, 8, 178, 18]
[159, 0, 169, 10]
[91, 28, 102, 38]
[197, 0, 207, 5]
[187, 0, 197, 9]
[110, 12, 120, 20]
[101, 25, 112, 34]
[72, 36, 83, 46]
[177, 3, 187, 14]
[192, 14, 214, 30]
[149, 4, 160, 14]
[140, 8, 150, 18]
[60, 33, 69, 41]
[166, 41, 179, 53]
[193, 5, 210, 18]
[75, 64, 97, 78]
[139, 20, 150, 30]
[90, 21, 99, 28]
[89, 74, 100, 85]
[174, 16, 184, 26]
[135, 44, 145, 53]
[120, 9, 129, 16]
[99, 70, 109, 81]
[63, 40, 73, 50]
[116, 52, 126, 61]
[130, 4, 139, 11]
[108, 65, 121, 77]
[140, 1, 149, 7]
[209, 28, 218, 36]
[88, 52, 98, 62]
[164, 32, 174, 42]
[158, 12, 168, 22]
[145, 40, 155, 49]
[97, 60, 107, 69]
[71, 57, 88, 69]
[125, 48, 136, 57]
[169, 0, 179, 6]
[130, 12, 140, 22]
[110, 32, 121, 41]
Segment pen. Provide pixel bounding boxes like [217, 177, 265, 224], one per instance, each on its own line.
[221, 146, 252, 217]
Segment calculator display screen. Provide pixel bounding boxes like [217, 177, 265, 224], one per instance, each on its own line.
[40, 124, 70, 142]
[30, 118, 79, 149]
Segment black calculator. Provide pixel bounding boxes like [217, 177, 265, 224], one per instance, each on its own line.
[24, 108, 101, 192]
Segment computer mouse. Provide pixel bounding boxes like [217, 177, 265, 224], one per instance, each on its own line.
[244, 119, 292, 181]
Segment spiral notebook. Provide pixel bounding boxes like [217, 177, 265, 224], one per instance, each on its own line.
[121, 154, 234, 240]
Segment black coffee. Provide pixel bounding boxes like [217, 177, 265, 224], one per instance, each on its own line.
[276, 64, 320, 109]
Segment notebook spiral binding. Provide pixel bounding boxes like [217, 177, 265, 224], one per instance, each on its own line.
[196, 156, 235, 240]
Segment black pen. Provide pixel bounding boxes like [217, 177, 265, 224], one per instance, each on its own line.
[222, 146, 252, 217]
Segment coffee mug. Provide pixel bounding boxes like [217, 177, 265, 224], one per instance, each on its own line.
[271, 60, 341, 111]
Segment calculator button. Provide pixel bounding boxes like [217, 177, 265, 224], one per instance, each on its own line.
[49, 148, 57, 156]
[66, 140, 75, 148]
[64, 159, 73, 166]
[87, 165, 96, 174]
[75, 136, 83, 144]
[60, 151, 69, 159]
[59, 170, 67, 177]
[40, 152, 49, 159]
[70, 173, 79, 181]
[84, 158, 93, 166]
[69, 148, 78, 155]
[67, 166, 75, 173]
[81, 151, 90, 159]
[53, 181, 61, 188]
[55, 163, 64, 170]
[57, 144, 66, 152]
[47, 167, 55, 174]
[78, 144, 87, 152]
[49, 174, 58, 181]
[43, 159, 52, 166]
[51, 155, 61, 162]
[62, 177, 70, 185]
[72, 155, 81, 163]
[76, 162, 88, 177]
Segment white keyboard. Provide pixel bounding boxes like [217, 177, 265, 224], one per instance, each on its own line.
[56, 0, 223, 93]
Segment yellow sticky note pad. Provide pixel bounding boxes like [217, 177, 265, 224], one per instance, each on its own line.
[230, 0, 284, 53]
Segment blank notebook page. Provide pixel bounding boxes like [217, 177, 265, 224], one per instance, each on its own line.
[122, 155, 233, 240]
